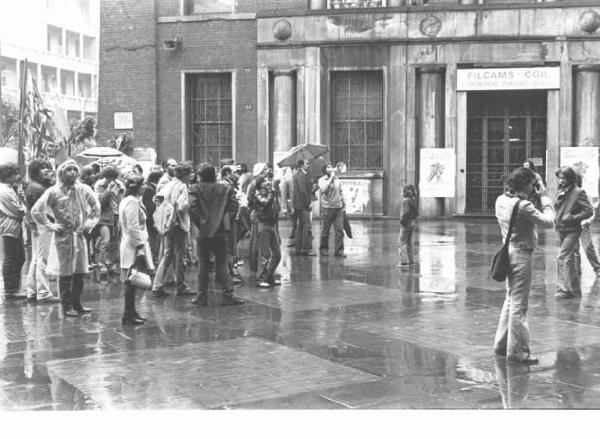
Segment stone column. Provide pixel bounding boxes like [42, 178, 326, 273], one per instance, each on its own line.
[418, 67, 445, 217]
[272, 70, 295, 153]
[575, 65, 600, 148]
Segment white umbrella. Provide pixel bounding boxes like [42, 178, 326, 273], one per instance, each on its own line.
[276, 143, 329, 168]
[77, 146, 124, 158]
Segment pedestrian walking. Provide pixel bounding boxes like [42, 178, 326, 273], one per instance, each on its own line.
[554, 166, 593, 299]
[31, 160, 100, 317]
[188, 163, 245, 306]
[151, 161, 194, 297]
[494, 167, 554, 365]
[292, 158, 315, 256]
[25, 159, 59, 302]
[396, 184, 418, 267]
[119, 172, 155, 325]
[0, 163, 26, 298]
[254, 175, 282, 287]
[318, 162, 345, 257]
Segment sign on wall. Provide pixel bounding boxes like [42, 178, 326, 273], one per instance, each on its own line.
[560, 147, 599, 199]
[419, 148, 456, 198]
[457, 67, 560, 91]
[114, 112, 133, 130]
[340, 179, 371, 215]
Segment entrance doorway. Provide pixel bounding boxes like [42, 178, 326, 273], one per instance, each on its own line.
[466, 91, 547, 214]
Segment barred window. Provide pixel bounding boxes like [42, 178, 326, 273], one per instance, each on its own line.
[331, 71, 383, 170]
[188, 74, 232, 165]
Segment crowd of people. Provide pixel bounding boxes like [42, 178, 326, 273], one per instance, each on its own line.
[0, 156, 351, 325]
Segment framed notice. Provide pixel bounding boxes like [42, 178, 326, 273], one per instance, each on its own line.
[419, 148, 456, 198]
[114, 112, 133, 130]
[339, 179, 371, 215]
[560, 147, 599, 199]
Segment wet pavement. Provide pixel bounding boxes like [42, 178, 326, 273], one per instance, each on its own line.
[3, 218, 600, 409]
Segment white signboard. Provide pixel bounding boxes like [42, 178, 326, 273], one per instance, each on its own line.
[114, 112, 133, 129]
[419, 148, 456, 198]
[560, 147, 599, 199]
[457, 67, 560, 91]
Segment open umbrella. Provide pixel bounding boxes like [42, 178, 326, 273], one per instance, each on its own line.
[77, 146, 124, 159]
[276, 143, 329, 168]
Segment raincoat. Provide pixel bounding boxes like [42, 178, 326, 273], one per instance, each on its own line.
[119, 195, 154, 271]
[30, 161, 100, 276]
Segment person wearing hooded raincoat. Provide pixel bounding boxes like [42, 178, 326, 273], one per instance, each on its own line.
[31, 160, 100, 317]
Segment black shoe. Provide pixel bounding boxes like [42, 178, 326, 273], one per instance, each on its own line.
[507, 355, 539, 365]
[74, 305, 92, 314]
[152, 288, 170, 297]
[191, 293, 208, 306]
[222, 295, 245, 306]
[63, 309, 80, 318]
[334, 252, 347, 258]
[122, 316, 145, 325]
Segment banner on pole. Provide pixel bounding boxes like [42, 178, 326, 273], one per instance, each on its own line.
[419, 148, 456, 198]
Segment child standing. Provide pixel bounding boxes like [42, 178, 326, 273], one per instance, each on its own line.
[396, 184, 418, 268]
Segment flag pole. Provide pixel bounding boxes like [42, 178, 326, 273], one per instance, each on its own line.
[17, 58, 28, 175]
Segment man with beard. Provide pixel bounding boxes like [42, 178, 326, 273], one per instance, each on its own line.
[31, 160, 100, 316]
[157, 158, 177, 193]
[25, 159, 60, 302]
[554, 166, 593, 300]
[0, 164, 26, 298]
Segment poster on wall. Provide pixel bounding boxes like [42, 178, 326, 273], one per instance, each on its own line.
[339, 179, 371, 215]
[560, 147, 599, 199]
[419, 148, 456, 198]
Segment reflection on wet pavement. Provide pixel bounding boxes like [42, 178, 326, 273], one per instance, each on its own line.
[2, 219, 600, 409]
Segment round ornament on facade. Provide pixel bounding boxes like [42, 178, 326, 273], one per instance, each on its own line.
[579, 10, 600, 34]
[420, 15, 442, 38]
[273, 19, 292, 41]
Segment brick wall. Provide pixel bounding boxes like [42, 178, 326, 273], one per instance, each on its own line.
[97, 0, 157, 151]
[156, 19, 257, 164]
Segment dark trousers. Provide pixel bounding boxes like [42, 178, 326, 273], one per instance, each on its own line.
[59, 273, 85, 311]
[289, 210, 298, 241]
[319, 207, 344, 255]
[557, 231, 581, 296]
[1, 235, 25, 295]
[257, 223, 281, 283]
[294, 209, 312, 253]
[197, 235, 233, 295]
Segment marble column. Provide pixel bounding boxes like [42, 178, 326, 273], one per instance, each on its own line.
[575, 65, 600, 148]
[272, 70, 295, 153]
[418, 67, 445, 217]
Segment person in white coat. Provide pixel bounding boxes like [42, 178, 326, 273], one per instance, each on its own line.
[119, 173, 155, 325]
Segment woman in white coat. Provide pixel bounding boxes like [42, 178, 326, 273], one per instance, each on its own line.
[119, 173, 155, 325]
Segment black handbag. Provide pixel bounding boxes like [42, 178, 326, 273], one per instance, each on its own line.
[490, 200, 521, 282]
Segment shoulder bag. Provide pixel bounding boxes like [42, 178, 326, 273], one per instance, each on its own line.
[490, 199, 521, 282]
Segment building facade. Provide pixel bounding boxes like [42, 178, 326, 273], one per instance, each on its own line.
[98, 0, 600, 217]
[0, 0, 100, 126]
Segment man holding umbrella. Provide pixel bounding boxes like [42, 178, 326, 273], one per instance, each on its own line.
[292, 158, 316, 256]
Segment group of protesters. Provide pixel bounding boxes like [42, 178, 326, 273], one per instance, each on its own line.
[0, 154, 349, 325]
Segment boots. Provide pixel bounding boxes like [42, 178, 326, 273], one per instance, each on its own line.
[59, 276, 78, 317]
[191, 292, 208, 306]
[72, 273, 91, 314]
[122, 283, 145, 325]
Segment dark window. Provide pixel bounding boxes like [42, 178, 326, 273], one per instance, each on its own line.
[188, 74, 232, 164]
[331, 71, 383, 170]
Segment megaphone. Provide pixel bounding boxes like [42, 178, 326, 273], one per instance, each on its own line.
[335, 161, 347, 173]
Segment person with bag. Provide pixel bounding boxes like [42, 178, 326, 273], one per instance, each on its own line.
[151, 162, 194, 297]
[119, 172, 155, 325]
[396, 184, 418, 267]
[493, 167, 554, 365]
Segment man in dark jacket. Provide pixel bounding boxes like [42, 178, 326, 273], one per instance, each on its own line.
[188, 163, 244, 306]
[25, 159, 58, 302]
[292, 159, 316, 256]
[554, 166, 593, 299]
[142, 166, 164, 264]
